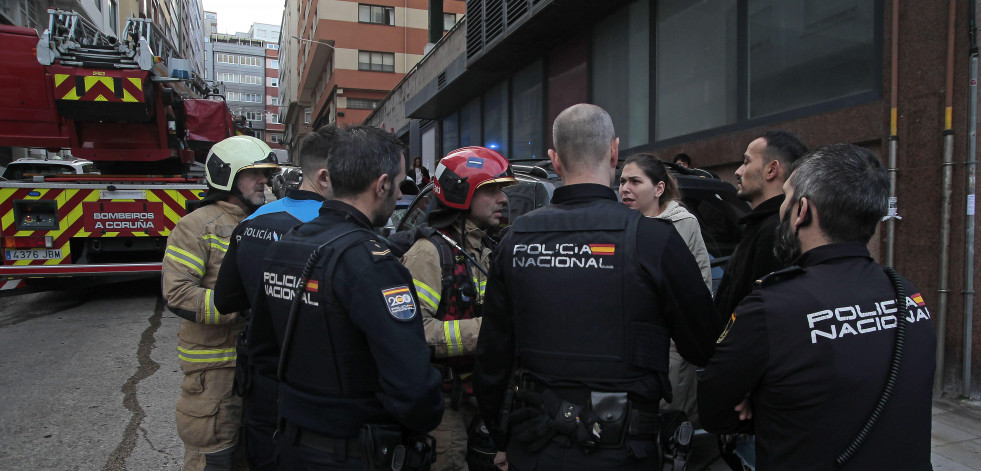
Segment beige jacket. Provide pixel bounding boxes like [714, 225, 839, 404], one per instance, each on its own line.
[656, 200, 713, 291]
[162, 200, 248, 373]
[401, 219, 490, 359]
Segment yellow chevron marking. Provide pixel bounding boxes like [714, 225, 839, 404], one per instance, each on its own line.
[84, 76, 113, 92]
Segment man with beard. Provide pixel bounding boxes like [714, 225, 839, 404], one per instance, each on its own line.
[712, 131, 805, 471]
[252, 125, 443, 469]
[697, 144, 936, 470]
[715, 131, 807, 322]
[401, 146, 516, 471]
[162, 135, 279, 470]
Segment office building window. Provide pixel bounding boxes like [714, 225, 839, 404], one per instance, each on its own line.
[511, 60, 543, 159]
[268, 59, 279, 69]
[246, 111, 264, 121]
[482, 81, 508, 157]
[655, 0, 736, 140]
[269, 96, 279, 106]
[592, 0, 650, 149]
[747, 0, 876, 117]
[347, 98, 380, 109]
[267, 43, 279, 50]
[268, 113, 280, 124]
[304, 108, 311, 124]
[358, 51, 395, 72]
[459, 98, 481, 147]
[651, 0, 878, 141]
[444, 13, 457, 31]
[359, 4, 395, 25]
[270, 134, 284, 144]
[442, 112, 459, 155]
[268, 77, 279, 87]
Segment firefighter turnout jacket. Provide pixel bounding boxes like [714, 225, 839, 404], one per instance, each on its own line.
[401, 218, 489, 360]
[698, 243, 936, 470]
[250, 200, 444, 439]
[163, 199, 247, 373]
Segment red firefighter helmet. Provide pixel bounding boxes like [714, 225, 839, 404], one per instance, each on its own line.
[433, 147, 517, 210]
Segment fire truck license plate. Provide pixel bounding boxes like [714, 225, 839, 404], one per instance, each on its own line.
[5, 249, 62, 261]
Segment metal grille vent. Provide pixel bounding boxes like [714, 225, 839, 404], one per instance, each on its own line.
[507, 0, 528, 25]
[437, 72, 447, 89]
[484, 0, 505, 43]
[466, 0, 484, 58]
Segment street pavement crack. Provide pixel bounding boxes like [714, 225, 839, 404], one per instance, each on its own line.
[102, 297, 164, 471]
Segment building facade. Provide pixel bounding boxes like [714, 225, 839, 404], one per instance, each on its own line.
[279, 0, 465, 160]
[206, 33, 269, 140]
[366, 0, 981, 399]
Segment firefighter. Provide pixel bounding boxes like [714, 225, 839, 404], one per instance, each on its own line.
[162, 135, 279, 471]
[251, 125, 443, 469]
[401, 147, 516, 471]
[474, 104, 719, 470]
[212, 125, 337, 470]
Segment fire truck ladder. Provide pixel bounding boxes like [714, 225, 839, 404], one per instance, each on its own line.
[36, 9, 154, 71]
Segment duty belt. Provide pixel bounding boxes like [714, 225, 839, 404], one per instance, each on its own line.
[283, 422, 361, 459]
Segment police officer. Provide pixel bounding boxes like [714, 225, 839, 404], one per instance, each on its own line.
[474, 104, 719, 470]
[212, 125, 337, 470]
[697, 144, 936, 470]
[401, 147, 516, 471]
[251, 125, 443, 469]
[162, 135, 279, 470]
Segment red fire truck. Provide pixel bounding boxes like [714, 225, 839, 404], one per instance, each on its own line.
[0, 10, 241, 289]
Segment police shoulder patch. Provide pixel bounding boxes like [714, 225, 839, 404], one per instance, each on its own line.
[381, 285, 417, 321]
[365, 239, 392, 262]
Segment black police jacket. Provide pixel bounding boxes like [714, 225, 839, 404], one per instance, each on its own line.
[474, 184, 720, 450]
[214, 189, 325, 315]
[250, 200, 444, 437]
[698, 242, 936, 470]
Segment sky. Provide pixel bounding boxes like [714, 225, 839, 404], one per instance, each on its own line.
[202, 0, 285, 35]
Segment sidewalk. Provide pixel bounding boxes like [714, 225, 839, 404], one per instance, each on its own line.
[687, 397, 981, 470]
[932, 397, 981, 470]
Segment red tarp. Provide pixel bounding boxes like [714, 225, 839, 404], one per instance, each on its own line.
[184, 99, 233, 144]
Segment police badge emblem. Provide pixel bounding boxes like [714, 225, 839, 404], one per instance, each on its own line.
[381, 285, 417, 321]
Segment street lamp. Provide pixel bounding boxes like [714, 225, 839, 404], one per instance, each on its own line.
[291, 35, 335, 50]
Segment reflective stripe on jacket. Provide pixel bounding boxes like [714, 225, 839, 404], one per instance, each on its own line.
[162, 200, 248, 373]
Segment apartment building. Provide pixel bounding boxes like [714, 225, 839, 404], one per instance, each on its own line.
[279, 0, 465, 158]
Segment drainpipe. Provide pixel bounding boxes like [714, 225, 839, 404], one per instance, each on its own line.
[964, 0, 978, 399]
[885, 0, 900, 267]
[936, 0, 956, 396]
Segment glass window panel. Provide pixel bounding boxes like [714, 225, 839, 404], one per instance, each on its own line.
[655, 0, 737, 140]
[511, 60, 543, 160]
[460, 98, 481, 147]
[372, 6, 385, 24]
[748, 0, 876, 117]
[442, 112, 459, 155]
[483, 81, 508, 157]
[359, 5, 371, 22]
[592, 0, 649, 148]
[444, 13, 456, 31]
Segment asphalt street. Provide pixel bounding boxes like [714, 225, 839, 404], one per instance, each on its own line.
[0, 277, 183, 470]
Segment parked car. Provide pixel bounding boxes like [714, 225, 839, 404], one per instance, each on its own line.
[1, 157, 98, 180]
[270, 165, 302, 199]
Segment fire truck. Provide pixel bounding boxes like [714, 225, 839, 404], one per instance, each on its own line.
[0, 10, 242, 289]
